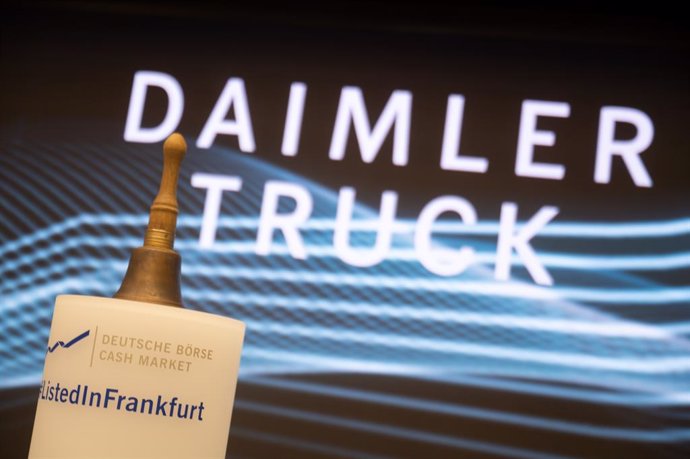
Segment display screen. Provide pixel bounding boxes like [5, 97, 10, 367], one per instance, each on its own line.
[1, 4, 688, 458]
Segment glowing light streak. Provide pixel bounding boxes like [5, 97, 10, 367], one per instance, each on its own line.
[2, 214, 690, 258]
[235, 400, 574, 458]
[245, 376, 690, 442]
[241, 321, 690, 374]
[186, 292, 674, 339]
[180, 267, 690, 304]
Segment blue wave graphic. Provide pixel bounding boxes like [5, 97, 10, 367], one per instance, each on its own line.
[1, 138, 689, 457]
[46, 330, 90, 353]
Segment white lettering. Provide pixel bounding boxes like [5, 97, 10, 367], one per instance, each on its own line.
[197, 78, 256, 152]
[334, 187, 397, 267]
[256, 181, 313, 259]
[191, 173, 243, 248]
[281, 82, 308, 156]
[495, 202, 559, 286]
[440, 95, 489, 173]
[594, 106, 654, 187]
[329, 86, 412, 166]
[415, 196, 477, 276]
[515, 100, 570, 180]
[124, 71, 184, 143]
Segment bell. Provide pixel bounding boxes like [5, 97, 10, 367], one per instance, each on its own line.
[114, 133, 186, 307]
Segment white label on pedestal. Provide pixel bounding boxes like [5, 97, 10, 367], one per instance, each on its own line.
[29, 295, 245, 459]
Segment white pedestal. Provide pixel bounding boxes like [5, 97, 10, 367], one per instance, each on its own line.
[29, 295, 245, 458]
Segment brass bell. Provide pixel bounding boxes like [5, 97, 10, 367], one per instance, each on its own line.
[114, 133, 186, 307]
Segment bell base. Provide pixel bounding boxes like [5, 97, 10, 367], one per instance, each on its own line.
[114, 246, 183, 307]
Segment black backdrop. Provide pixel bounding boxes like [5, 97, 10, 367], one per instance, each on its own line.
[2, 2, 689, 458]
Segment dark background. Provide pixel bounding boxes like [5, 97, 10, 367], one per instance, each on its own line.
[1, 2, 689, 458]
[3, 1, 688, 221]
